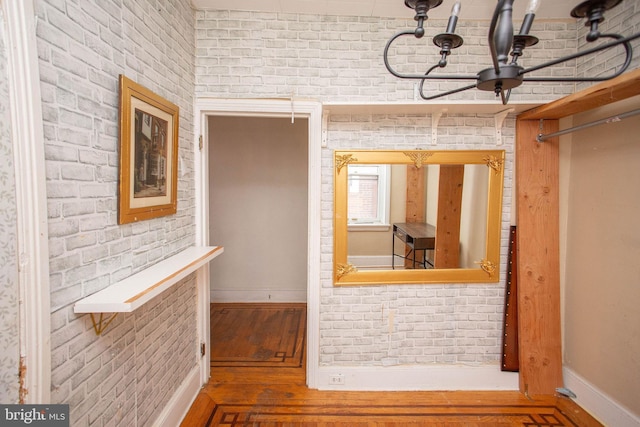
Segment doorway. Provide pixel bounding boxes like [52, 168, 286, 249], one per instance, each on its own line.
[208, 116, 308, 302]
[194, 99, 322, 388]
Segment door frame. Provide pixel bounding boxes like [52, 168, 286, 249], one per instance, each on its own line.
[193, 98, 322, 387]
[3, 0, 52, 403]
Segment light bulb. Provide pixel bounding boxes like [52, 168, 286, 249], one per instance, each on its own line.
[445, 1, 462, 33]
[451, 1, 461, 17]
[526, 0, 540, 15]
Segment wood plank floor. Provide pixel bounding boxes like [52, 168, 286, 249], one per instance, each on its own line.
[181, 303, 603, 426]
[211, 303, 306, 368]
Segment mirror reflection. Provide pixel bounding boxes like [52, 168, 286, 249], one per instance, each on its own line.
[334, 150, 505, 285]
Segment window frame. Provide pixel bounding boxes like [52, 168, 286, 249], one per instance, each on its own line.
[347, 164, 391, 231]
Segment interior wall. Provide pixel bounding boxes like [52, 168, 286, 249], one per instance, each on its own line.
[561, 96, 640, 418]
[324, 113, 515, 369]
[208, 116, 308, 302]
[36, 0, 198, 423]
[0, 6, 20, 403]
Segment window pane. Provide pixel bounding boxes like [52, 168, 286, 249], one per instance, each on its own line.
[348, 174, 379, 221]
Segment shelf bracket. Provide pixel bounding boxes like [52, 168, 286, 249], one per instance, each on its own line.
[90, 313, 118, 336]
[431, 109, 446, 145]
[494, 108, 513, 146]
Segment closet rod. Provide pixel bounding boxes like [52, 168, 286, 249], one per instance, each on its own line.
[536, 108, 640, 142]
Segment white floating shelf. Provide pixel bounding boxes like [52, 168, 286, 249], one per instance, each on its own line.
[74, 246, 224, 314]
[322, 100, 543, 115]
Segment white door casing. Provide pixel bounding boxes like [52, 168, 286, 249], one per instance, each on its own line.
[193, 98, 322, 388]
[3, 0, 52, 403]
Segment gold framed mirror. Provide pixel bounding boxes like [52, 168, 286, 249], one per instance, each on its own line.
[334, 149, 505, 285]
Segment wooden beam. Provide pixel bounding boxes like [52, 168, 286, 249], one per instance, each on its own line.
[515, 118, 563, 396]
[434, 165, 464, 269]
[518, 68, 640, 120]
[405, 166, 426, 223]
[501, 226, 519, 372]
[405, 166, 426, 268]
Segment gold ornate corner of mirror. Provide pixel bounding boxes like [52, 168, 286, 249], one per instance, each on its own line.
[483, 155, 504, 174]
[336, 263, 358, 280]
[476, 259, 497, 278]
[336, 154, 358, 174]
[403, 151, 433, 169]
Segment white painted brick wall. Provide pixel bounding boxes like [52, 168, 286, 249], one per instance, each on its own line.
[194, 6, 638, 370]
[319, 114, 514, 366]
[36, 0, 196, 425]
[195, 11, 579, 102]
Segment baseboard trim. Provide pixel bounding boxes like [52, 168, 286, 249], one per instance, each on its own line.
[153, 365, 201, 427]
[316, 364, 518, 391]
[563, 367, 640, 427]
[212, 289, 306, 303]
[347, 255, 393, 269]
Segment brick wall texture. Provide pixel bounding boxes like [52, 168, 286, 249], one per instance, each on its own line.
[36, 0, 196, 425]
[32, 0, 640, 424]
[193, 5, 639, 369]
[320, 115, 514, 366]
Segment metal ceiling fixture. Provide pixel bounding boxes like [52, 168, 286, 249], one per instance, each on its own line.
[384, 0, 640, 104]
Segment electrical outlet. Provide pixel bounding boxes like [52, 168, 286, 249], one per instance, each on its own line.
[329, 374, 345, 385]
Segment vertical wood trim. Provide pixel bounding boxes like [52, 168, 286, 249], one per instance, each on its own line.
[515, 118, 563, 395]
[405, 166, 426, 268]
[434, 165, 464, 269]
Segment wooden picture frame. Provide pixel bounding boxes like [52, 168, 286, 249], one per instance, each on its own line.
[118, 75, 179, 224]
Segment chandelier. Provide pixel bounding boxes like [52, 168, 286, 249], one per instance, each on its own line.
[383, 0, 640, 104]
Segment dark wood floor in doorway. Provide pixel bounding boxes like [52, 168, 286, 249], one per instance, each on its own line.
[182, 303, 602, 426]
[211, 303, 306, 368]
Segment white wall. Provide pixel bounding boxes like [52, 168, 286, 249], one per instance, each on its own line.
[194, 10, 577, 103]
[36, 0, 198, 424]
[560, 4, 640, 425]
[193, 8, 575, 378]
[560, 98, 640, 424]
[0, 5, 20, 403]
[324, 114, 513, 367]
[208, 116, 308, 302]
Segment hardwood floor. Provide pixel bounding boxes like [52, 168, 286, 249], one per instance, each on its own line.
[181, 303, 602, 426]
[210, 303, 306, 368]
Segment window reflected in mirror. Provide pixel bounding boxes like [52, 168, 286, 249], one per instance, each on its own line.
[347, 164, 390, 228]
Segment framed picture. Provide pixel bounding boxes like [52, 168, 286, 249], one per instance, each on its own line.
[118, 75, 179, 224]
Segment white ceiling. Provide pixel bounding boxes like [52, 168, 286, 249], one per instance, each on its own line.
[190, 0, 580, 21]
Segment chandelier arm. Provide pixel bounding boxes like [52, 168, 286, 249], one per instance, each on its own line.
[427, 64, 441, 75]
[384, 30, 421, 79]
[418, 81, 478, 100]
[384, 29, 476, 81]
[519, 32, 639, 78]
[500, 88, 512, 105]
